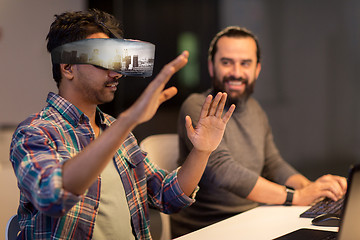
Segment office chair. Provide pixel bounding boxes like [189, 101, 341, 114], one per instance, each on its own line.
[140, 134, 179, 172]
[5, 215, 20, 240]
[140, 134, 179, 240]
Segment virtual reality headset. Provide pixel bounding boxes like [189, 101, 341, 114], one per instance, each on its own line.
[51, 38, 155, 77]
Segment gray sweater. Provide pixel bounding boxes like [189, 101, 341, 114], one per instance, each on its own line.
[171, 89, 298, 237]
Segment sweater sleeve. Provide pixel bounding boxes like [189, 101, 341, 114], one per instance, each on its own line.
[204, 142, 260, 198]
[260, 116, 299, 184]
[178, 93, 299, 198]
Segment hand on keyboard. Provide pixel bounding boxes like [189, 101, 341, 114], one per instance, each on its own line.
[292, 174, 347, 205]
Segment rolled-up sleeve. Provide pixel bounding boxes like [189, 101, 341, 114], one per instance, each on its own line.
[144, 155, 197, 214]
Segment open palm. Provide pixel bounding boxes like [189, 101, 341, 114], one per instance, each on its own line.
[186, 92, 235, 153]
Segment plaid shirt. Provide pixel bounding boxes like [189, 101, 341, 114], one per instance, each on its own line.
[10, 92, 195, 240]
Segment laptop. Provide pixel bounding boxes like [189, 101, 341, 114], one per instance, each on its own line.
[273, 164, 360, 240]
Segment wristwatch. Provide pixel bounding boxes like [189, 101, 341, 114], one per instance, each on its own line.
[284, 186, 295, 206]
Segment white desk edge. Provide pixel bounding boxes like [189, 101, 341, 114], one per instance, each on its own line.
[174, 205, 338, 240]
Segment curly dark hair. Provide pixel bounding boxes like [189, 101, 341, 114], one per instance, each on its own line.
[208, 26, 261, 64]
[46, 9, 124, 86]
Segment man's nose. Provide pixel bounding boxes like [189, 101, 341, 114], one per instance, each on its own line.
[232, 64, 244, 79]
[108, 70, 123, 79]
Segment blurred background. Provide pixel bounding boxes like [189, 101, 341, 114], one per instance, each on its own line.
[1, 0, 360, 237]
[1, 1, 360, 222]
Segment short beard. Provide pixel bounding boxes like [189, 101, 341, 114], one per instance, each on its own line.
[212, 76, 255, 109]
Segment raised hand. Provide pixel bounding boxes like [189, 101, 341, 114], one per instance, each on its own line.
[178, 92, 235, 196]
[186, 92, 235, 153]
[121, 51, 189, 127]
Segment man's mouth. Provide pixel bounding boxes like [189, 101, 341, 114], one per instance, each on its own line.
[225, 80, 247, 91]
[228, 81, 244, 86]
[105, 81, 119, 89]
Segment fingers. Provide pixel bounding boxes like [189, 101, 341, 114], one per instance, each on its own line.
[158, 86, 178, 104]
[134, 51, 187, 112]
[331, 176, 347, 196]
[198, 95, 213, 120]
[297, 175, 347, 205]
[152, 51, 189, 88]
[208, 92, 223, 116]
[318, 188, 341, 202]
[223, 104, 235, 123]
[171, 51, 189, 72]
[325, 183, 343, 200]
[317, 175, 347, 197]
[310, 175, 347, 202]
[199, 92, 235, 120]
[185, 115, 194, 139]
[335, 175, 347, 193]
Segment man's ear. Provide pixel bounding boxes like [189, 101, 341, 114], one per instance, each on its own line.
[255, 62, 261, 79]
[208, 59, 214, 78]
[60, 64, 74, 80]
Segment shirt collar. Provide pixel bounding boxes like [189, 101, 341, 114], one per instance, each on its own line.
[46, 92, 107, 127]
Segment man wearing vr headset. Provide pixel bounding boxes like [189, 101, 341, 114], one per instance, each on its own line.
[9, 9, 235, 239]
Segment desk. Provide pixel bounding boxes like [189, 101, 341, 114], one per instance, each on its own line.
[174, 206, 338, 240]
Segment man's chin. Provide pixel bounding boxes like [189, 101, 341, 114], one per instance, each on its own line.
[98, 96, 116, 105]
[228, 92, 244, 101]
[227, 93, 249, 106]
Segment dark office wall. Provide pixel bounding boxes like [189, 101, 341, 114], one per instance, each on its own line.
[220, 0, 360, 178]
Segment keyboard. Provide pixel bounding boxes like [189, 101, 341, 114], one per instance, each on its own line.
[300, 197, 344, 218]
